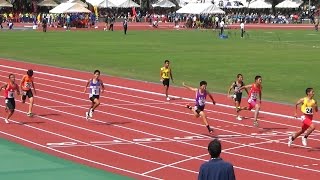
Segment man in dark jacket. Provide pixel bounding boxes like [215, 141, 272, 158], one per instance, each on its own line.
[123, 17, 128, 35]
[198, 139, 236, 180]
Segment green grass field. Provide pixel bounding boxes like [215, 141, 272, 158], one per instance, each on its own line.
[0, 29, 319, 103]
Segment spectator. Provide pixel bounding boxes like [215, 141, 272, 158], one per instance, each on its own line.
[198, 139, 235, 180]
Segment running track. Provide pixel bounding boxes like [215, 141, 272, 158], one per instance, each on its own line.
[0, 59, 319, 180]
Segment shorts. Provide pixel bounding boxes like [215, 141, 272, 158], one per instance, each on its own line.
[194, 105, 205, 114]
[301, 114, 313, 131]
[248, 99, 257, 110]
[22, 89, 33, 101]
[89, 95, 100, 102]
[5, 98, 15, 110]
[233, 93, 242, 103]
[162, 78, 170, 87]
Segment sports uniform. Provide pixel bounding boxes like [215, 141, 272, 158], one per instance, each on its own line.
[88, 79, 101, 102]
[21, 75, 34, 101]
[300, 97, 316, 131]
[247, 84, 261, 110]
[194, 89, 207, 114]
[232, 81, 244, 103]
[4, 82, 18, 110]
[160, 67, 171, 87]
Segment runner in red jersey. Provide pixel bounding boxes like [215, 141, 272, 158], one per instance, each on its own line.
[237, 75, 262, 127]
[0, 74, 20, 124]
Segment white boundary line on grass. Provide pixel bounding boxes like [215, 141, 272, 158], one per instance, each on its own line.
[0, 64, 318, 124]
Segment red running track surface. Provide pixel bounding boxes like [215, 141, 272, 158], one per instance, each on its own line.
[0, 59, 320, 180]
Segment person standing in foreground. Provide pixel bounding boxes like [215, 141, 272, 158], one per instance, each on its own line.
[237, 75, 262, 127]
[240, 21, 245, 38]
[0, 74, 20, 124]
[84, 70, 105, 120]
[160, 60, 174, 101]
[227, 74, 248, 120]
[288, 88, 318, 147]
[20, 69, 36, 117]
[123, 17, 128, 35]
[198, 139, 236, 180]
[183, 81, 216, 134]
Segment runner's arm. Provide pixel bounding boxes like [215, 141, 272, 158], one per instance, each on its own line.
[100, 80, 105, 93]
[32, 81, 36, 95]
[170, 68, 174, 83]
[182, 82, 197, 91]
[207, 90, 216, 105]
[227, 82, 234, 97]
[160, 68, 163, 81]
[83, 80, 90, 93]
[16, 84, 20, 95]
[20, 76, 25, 89]
[0, 84, 7, 91]
[238, 84, 251, 92]
[314, 100, 318, 112]
[294, 98, 304, 117]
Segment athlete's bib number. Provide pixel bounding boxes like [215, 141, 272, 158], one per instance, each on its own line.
[198, 98, 206, 106]
[91, 87, 99, 95]
[25, 82, 32, 89]
[305, 107, 313, 115]
[250, 92, 258, 100]
[163, 72, 169, 78]
[5, 99, 8, 104]
[8, 91, 14, 98]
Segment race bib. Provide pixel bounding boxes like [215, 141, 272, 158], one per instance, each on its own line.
[305, 107, 313, 115]
[25, 82, 32, 89]
[91, 87, 99, 95]
[8, 91, 14, 98]
[198, 98, 206, 106]
[5, 99, 8, 104]
[251, 92, 258, 100]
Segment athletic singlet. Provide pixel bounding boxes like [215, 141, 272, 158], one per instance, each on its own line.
[160, 67, 170, 79]
[233, 81, 244, 94]
[248, 83, 261, 102]
[89, 79, 101, 97]
[21, 75, 33, 91]
[4, 82, 18, 99]
[301, 97, 316, 115]
[195, 89, 207, 107]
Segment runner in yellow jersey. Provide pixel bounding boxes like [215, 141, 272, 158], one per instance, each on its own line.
[288, 88, 318, 147]
[160, 60, 174, 101]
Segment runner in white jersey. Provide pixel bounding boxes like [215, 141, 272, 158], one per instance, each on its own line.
[84, 70, 105, 120]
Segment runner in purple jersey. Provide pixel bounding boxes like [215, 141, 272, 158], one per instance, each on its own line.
[183, 81, 216, 134]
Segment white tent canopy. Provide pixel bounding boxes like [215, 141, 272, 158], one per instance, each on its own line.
[38, 0, 59, 7]
[116, 0, 140, 8]
[202, 4, 225, 14]
[275, 0, 302, 8]
[248, 0, 272, 8]
[0, 0, 13, 7]
[176, 3, 211, 14]
[49, 2, 91, 13]
[152, 0, 176, 8]
[67, 0, 88, 7]
[86, 0, 117, 8]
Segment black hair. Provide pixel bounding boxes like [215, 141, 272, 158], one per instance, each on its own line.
[27, 69, 33, 77]
[8, 74, 14, 78]
[306, 88, 313, 95]
[164, 60, 170, 63]
[237, 74, 243, 78]
[94, 70, 101, 74]
[255, 75, 261, 81]
[208, 139, 222, 158]
[200, 81, 207, 86]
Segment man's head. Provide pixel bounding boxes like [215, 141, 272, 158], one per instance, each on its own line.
[208, 139, 222, 158]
